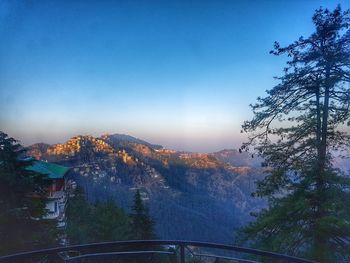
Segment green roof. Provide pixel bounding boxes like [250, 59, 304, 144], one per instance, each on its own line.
[27, 161, 69, 179]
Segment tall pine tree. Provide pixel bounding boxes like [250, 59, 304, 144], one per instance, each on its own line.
[66, 188, 130, 244]
[240, 6, 350, 263]
[129, 190, 156, 240]
[0, 131, 57, 255]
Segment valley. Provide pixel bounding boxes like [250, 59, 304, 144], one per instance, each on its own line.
[27, 134, 265, 243]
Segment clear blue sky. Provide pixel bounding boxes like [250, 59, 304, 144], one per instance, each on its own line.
[0, 0, 349, 152]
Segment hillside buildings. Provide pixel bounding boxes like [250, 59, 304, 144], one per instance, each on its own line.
[26, 160, 72, 228]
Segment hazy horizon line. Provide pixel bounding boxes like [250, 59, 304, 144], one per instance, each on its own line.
[12, 131, 242, 154]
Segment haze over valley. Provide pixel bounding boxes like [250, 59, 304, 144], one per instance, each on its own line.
[27, 133, 266, 243]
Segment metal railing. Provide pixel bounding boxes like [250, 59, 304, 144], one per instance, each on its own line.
[0, 240, 318, 263]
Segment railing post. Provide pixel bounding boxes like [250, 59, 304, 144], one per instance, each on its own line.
[179, 244, 185, 263]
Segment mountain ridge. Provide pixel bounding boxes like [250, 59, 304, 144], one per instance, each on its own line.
[26, 133, 266, 243]
[29, 134, 258, 166]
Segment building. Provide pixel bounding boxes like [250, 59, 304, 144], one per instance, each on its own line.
[26, 160, 70, 227]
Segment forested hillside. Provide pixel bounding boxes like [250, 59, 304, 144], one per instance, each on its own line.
[27, 134, 265, 243]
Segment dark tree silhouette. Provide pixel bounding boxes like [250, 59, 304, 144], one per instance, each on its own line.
[66, 188, 130, 244]
[0, 131, 57, 255]
[129, 190, 156, 240]
[240, 6, 350, 262]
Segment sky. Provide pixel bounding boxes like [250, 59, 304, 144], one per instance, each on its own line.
[0, 0, 349, 152]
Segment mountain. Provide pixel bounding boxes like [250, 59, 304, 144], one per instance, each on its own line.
[27, 134, 265, 243]
[211, 149, 263, 168]
[27, 143, 51, 160]
[101, 133, 163, 150]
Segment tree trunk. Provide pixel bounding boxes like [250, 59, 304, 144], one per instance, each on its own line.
[314, 65, 331, 261]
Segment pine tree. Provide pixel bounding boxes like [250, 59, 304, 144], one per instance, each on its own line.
[66, 188, 130, 244]
[91, 199, 130, 241]
[0, 131, 57, 255]
[65, 188, 94, 244]
[129, 190, 156, 240]
[239, 6, 350, 262]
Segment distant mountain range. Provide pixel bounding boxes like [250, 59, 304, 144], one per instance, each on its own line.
[26, 134, 267, 243]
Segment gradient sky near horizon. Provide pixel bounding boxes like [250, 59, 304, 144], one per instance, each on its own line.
[1, 0, 349, 152]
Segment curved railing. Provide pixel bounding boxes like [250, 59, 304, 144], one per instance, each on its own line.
[0, 240, 318, 263]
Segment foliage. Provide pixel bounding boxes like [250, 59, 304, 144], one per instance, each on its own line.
[92, 200, 130, 241]
[66, 188, 130, 244]
[239, 6, 350, 262]
[65, 188, 94, 244]
[0, 131, 57, 255]
[129, 190, 157, 240]
[66, 189, 163, 263]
